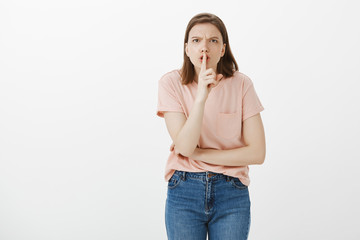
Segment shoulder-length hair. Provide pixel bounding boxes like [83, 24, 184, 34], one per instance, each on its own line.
[180, 13, 238, 85]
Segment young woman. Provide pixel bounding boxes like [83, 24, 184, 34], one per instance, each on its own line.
[156, 12, 266, 240]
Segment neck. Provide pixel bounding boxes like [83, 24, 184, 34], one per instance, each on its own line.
[194, 67, 217, 83]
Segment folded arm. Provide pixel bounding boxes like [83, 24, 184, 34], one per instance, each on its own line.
[169, 113, 266, 166]
[191, 113, 265, 166]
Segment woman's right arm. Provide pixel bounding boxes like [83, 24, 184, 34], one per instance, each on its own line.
[164, 53, 223, 157]
[164, 99, 206, 157]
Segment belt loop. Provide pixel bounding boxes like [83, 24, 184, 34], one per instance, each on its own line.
[182, 171, 186, 181]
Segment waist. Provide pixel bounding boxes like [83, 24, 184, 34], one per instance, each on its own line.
[174, 170, 234, 182]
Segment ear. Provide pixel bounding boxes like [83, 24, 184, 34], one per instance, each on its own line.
[185, 43, 189, 57]
[221, 43, 226, 57]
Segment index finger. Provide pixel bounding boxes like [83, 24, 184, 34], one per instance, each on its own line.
[201, 52, 207, 72]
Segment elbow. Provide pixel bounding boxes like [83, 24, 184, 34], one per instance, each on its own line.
[179, 148, 196, 158]
[174, 144, 196, 158]
[180, 151, 193, 158]
[256, 156, 265, 165]
[254, 147, 266, 165]
[258, 150, 266, 165]
[173, 133, 199, 157]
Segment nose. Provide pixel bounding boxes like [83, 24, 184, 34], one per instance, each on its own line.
[200, 42, 209, 53]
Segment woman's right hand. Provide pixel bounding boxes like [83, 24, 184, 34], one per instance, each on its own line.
[196, 52, 223, 102]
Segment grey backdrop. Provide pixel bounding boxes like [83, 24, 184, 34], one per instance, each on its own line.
[1, 0, 359, 239]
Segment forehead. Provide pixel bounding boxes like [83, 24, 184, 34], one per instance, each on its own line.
[189, 23, 222, 37]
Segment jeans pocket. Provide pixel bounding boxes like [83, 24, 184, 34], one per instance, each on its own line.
[167, 172, 183, 189]
[230, 177, 248, 190]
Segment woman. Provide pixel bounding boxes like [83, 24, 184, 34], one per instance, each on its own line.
[156, 12, 266, 240]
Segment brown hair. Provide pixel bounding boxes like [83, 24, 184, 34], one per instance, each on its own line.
[180, 13, 238, 85]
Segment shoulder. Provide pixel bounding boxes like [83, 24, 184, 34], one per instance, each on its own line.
[231, 71, 253, 84]
[228, 71, 254, 90]
[159, 69, 182, 84]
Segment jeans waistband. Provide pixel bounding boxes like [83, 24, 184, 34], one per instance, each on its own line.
[174, 170, 233, 181]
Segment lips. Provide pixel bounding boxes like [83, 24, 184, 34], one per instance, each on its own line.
[200, 54, 210, 62]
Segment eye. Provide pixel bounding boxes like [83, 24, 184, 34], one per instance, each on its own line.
[211, 39, 218, 43]
[192, 39, 199, 43]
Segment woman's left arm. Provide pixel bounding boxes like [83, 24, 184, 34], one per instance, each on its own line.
[174, 113, 266, 166]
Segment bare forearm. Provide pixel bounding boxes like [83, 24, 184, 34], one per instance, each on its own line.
[175, 99, 206, 157]
[190, 146, 265, 166]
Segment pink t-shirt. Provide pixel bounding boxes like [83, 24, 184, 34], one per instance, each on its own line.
[156, 69, 264, 186]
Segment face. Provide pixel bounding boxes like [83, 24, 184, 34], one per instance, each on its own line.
[185, 23, 226, 75]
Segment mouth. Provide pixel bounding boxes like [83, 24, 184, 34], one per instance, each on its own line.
[200, 55, 210, 62]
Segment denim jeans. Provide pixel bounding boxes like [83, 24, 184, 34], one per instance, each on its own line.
[165, 170, 251, 240]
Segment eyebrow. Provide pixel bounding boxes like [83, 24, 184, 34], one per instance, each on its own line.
[191, 36, 220, 39]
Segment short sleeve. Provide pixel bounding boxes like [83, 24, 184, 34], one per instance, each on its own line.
[156, 73, 184, 118]
[242, 78, 264, 121]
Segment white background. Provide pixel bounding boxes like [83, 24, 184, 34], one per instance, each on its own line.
[1, 0, 359, 239]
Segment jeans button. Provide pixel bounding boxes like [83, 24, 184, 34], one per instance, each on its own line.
[207, 173, 216, 178]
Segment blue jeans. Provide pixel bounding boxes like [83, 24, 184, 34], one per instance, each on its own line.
[165, 170, 251, 240]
